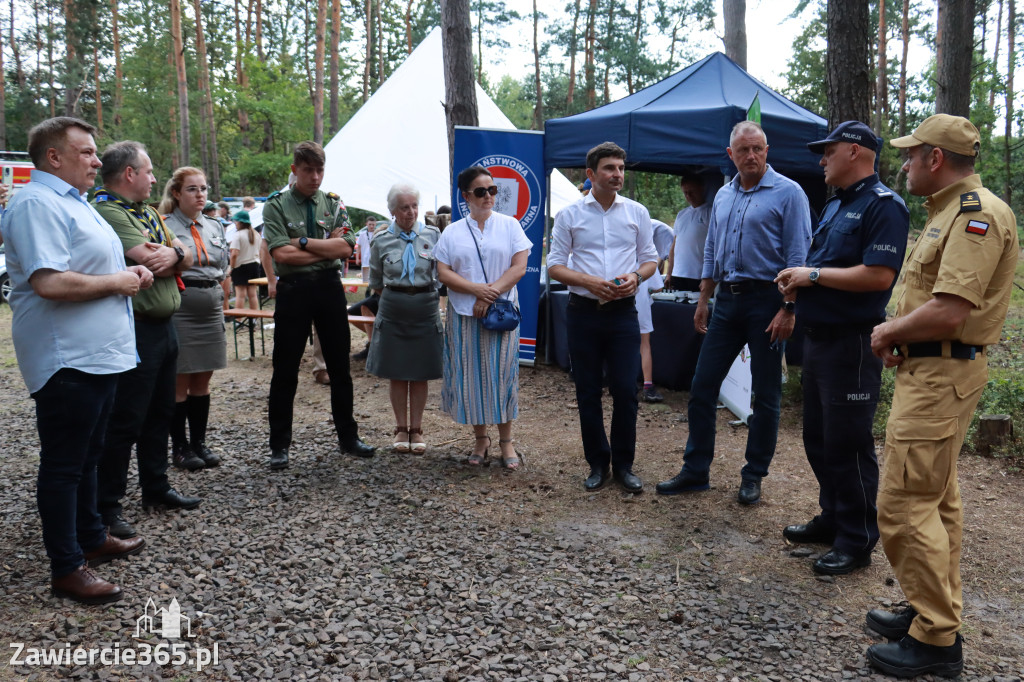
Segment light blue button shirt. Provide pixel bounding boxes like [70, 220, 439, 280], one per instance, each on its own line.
[1, 170, 136, 394]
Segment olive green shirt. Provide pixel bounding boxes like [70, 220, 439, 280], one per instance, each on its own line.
[262, 188, 355, 278]
[93, 188, 181, 319]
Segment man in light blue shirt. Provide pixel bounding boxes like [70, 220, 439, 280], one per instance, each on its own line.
[657, 121, 812, 505]
[1, 117, 151, 604]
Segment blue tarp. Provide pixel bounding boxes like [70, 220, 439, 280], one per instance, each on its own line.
[544, 52, 829, 177]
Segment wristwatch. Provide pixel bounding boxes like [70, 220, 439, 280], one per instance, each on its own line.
[298, 237, 308, 251]
[173, 246, 185, 264]
[781, 300, 795, 313]
[633, 270, 644, 285]
[809, 268, 821, 285]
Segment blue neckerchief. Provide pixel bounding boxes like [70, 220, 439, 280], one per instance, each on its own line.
[389, 220, 420, 283]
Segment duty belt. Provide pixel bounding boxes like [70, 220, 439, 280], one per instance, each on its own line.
[568, 293, 635, 311]
[902, 341, 986, 360]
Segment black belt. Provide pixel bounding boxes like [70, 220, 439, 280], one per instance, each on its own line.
[722, 280, 775, 295]
[804, 320, 882, 340]
[181, 278, 219, 288]
[568, 293, 635, 311]
[386, 285, 433, 294]
[903, 341, 986, 360]
[278, 268, 341, 284]
[134, 312, 173, 323]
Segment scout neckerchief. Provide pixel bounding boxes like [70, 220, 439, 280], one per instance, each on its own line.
[188, 218, 211, 265]
[95, 189, 174, 246]
[388, 220, 421, 283]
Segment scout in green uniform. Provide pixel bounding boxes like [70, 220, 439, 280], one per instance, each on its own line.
[866, 115, 1020, 678]
[93, 141, 202, 542]
[263, 140, 375, 470]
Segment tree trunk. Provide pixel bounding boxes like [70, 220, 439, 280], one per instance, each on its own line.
[826, 0, 871, 127]
[990, 0, 1003, 112]
[899, 0, 909, 135]
[234, 0, 250, 147]
[723, 0, 746, 70]
[405, 0, 414, 52]
[329, 0, 341, 134]
[935, 0, 975, 116]
[532, 0, 543, 129]
[9, 0, 24, 88]
[193, 0, 220, 195]
[363, 0, 371, 102]
[254, 0, 263, 59]
[47, 0, 55, 116]
[111, 0, 123, 127]
[977, 414, 1013, 456]
[874, 0, 887, 134]
[603, 0, 614, 103]
[93, 46, 103, 133]
[584, 0, 597, 109]
[375, 0, 382, 84]
[440, 0, 478, 174]
[0, 14, 5, 150]
[1005, 0, 1015, 202]
[168, 47, 180, 169]
[475, 0, 483, 83]
[567, 0, 581, 105]
[626, 0, 643, 94]
[313, 0, 327, 143]
[170, 0, 190, 165]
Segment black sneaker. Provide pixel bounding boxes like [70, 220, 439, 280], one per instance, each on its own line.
[269, 448, 289, 471]
[352, 345, 370, 360]
[192, 442, 221, 467]
[866, 633, 963, 678]
[171, 443, 205, 471]
[640, 386, 664, 403]
[104, 514, 137, 539]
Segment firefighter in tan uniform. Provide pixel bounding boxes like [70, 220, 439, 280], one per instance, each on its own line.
[865, 114, 1019, 678]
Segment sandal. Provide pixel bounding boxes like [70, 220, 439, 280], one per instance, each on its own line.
[499, 438, 522, 470]
[408, 427, 426, 455]
[392, 426, 410, 453]
[468, 435, 490, 465]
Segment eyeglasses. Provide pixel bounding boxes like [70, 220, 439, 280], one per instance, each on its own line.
[471, 186, 498, 198]
[183, 185, 209, 194]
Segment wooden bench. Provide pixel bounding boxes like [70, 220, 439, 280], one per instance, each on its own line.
[224, 308, 274, 360]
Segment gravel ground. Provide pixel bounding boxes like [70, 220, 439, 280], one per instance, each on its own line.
[1, 306, 1022, 681]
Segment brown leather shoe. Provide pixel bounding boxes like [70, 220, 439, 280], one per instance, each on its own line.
[52, 565, 123, 605]
[83, 532, 146, 567]
[313, 369, 330, 385]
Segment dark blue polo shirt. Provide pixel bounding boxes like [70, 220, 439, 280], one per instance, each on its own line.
[797, 174, 910, 327]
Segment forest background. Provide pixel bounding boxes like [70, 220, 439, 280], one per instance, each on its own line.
[2, 0, 1024, 230]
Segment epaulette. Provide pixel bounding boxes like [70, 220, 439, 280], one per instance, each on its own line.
[266, 190, 282, 201]
[873, 187, 894, 198]
[959, 192, 982, 212]
[327, 192, 340, 200]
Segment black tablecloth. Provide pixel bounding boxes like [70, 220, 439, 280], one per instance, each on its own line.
[543, 292, 704, 390]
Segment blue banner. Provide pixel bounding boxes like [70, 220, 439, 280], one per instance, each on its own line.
[452, 127, 546, 365]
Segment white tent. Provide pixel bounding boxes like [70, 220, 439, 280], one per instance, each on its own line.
[320, 28, 581, 219]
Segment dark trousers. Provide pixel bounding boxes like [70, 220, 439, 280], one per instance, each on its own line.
[269, 274, 358, 450]
[566, 298, 641, 472]
[681, 286, 784, 482]
[34, 369, 119, 578]
[97, 318, 178, 518]
[802, 332, 881, 555]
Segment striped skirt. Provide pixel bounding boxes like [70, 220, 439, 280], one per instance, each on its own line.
[440, 304, 519, 425]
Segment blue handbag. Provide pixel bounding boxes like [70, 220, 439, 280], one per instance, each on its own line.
[468, 222, 521, 332]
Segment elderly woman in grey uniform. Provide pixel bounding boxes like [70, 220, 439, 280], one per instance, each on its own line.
[159, 167, 230, 470]
[366, 184, 442, 454]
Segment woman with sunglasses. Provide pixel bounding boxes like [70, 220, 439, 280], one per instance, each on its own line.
[434, 166, 532, 469]
[159, 168, 230, 470]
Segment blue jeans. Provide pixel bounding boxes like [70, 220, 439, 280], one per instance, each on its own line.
[682, 286, 784, 481]
[33, 369, 119, 578]
[566, 298, 641, 472]
[98, 318, 178, 517]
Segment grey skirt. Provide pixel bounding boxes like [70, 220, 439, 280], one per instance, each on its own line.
[173, 285, 227, 373]
[365, 288, 443, 381]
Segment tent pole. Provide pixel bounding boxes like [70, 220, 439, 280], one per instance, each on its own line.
[542, 172, 553, 366]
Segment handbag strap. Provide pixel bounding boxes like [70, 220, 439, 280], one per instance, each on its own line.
[466, 219, 512, 303]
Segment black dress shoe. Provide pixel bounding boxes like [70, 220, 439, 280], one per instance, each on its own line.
[866, 634, 963, 678]
[104, 514, 137, 539]
[613, 469, 643, 493]
[737, 479, 761, 505]
[269, 448, 289, 470]
[171, 442, 205, 471]
[783, 515, 836, 544]
[655, 470, 710, 495]
[340, 436, 376, 458]
[142, 488, 201, 511]
[192, 442, 221, 467]
[584, 468, 610, 491]
[867, 606, 918, 640]
[813, 548, 871, 575]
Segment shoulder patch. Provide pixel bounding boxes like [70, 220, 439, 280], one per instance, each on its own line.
[960, 192, 982, 212]
[327, 192, 339, 200]
[965, 219, 989, 236]
[266, 190, 282, 201]
[873, 187, 893, 198]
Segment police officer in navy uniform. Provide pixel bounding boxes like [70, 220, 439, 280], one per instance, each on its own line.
[262, 141, 375, 470]
[775, 121, 909, 575]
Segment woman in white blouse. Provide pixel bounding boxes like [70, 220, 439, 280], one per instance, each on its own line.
[435, 167, 532, 469]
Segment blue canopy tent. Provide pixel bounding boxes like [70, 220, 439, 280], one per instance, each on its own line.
[544, 51, 829, 183]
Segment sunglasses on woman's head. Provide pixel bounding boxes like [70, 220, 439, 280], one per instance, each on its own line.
[471, 186, 498, 198]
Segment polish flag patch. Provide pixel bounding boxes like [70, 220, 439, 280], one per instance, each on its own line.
[965, 220, 989, 236]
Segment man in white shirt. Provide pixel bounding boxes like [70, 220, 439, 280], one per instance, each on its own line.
[666, 174, 712, 293]
[548, 142, 659, 493]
